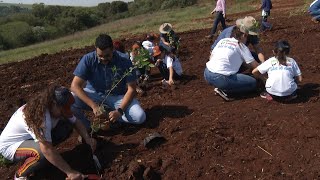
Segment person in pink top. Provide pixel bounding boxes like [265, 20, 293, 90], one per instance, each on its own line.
[206, 0, 227, 39]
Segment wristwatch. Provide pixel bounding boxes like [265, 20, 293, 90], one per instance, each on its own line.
[117, 108, 124, 115]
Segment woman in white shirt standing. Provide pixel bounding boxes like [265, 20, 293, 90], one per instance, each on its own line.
[252, 40, 302, 101]
[204, 24, 259, 101]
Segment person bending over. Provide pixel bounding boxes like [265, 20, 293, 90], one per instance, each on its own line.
[204, 25, 259, 101]
[0, 85, 96, 180]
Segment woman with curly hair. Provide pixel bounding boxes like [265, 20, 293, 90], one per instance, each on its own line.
[0, 85, 96, 180]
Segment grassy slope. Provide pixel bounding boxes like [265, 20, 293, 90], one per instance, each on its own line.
[0, 0, 257, 64]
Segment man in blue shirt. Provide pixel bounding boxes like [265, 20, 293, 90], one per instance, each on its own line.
[211, 16, 265, 63]
[70, 34, 146, 130]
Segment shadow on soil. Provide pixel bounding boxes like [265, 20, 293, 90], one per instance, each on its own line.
[101, 105, 193, 136]
[144, 105, 194, 129]
[31, 141, 138, 180]
[291, 83, 320, 103]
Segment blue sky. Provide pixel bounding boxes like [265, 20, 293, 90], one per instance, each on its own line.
[1, 0, 132, 7]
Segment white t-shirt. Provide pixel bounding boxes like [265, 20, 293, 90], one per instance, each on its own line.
[0, 105, 75, 161]
[206, 37, 255, 75]
[257, 56, 302, 96]
[164, 55, 183, 76]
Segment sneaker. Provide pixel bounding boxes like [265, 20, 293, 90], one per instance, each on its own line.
[14, 174, 28, 180]
[214, 88, 230, 101]
[260, 91, 273, 101]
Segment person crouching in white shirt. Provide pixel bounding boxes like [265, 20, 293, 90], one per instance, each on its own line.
[252, 40, 302, 101]
[204, 25, 260, 101]
[153, 46, 183, 87]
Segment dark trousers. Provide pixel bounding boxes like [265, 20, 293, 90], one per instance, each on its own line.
[13, 120, 73, 177]
[210, 11, 226, 35]
[157, 62, 181, 81]
[261, 10, 272, 31]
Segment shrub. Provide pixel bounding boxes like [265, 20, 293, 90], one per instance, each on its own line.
[9, 13, 42, 26]
[161, 0, 197, 9]
[0, 21, 35, 49]
[32, 26, 49, 41]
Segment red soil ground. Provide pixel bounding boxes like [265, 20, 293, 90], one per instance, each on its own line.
[0, 0, 319, 179]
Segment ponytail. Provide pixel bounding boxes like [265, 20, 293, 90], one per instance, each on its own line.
[274, 40, 290, 66]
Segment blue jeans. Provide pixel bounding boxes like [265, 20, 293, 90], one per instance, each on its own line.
[210, 11, 227, 35]
[204, 67, 256, 94]
[71, 89, 146, 129]
[261, 11, 272, 31]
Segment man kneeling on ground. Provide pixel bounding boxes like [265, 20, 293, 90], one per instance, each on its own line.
[70, 34, 146, 131]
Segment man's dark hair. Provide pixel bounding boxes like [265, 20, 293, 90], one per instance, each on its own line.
[95, 34, 113, 50]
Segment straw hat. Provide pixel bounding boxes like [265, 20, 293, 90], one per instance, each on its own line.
[236, 16, 259, 35]
[159, 23, 172, 34]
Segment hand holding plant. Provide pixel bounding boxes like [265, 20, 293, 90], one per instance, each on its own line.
[90, 47, 154, 133]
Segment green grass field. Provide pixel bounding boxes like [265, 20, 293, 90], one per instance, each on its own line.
[0, 0, 258, 64]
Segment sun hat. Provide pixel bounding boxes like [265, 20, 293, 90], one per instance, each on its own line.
[159, 23, 172, 34]
[236, 16, 259, 35]
[153, 46, 162, 57]
[54, 87, 75, 118]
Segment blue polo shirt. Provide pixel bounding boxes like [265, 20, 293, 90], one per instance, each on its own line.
[211, 26, 259, 50]
[74, 51, 136, 96]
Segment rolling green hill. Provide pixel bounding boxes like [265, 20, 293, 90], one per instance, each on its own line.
[0, 0, 258, 64]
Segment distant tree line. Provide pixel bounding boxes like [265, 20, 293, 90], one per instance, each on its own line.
[0, 0, 197, 50]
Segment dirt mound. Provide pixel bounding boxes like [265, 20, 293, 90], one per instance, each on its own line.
[1, 0, 320, 179]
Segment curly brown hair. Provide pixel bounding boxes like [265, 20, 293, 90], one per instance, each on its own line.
[23, 85, 57, 141]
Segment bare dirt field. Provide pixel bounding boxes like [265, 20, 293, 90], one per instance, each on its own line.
[0, 0, 319, 179]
